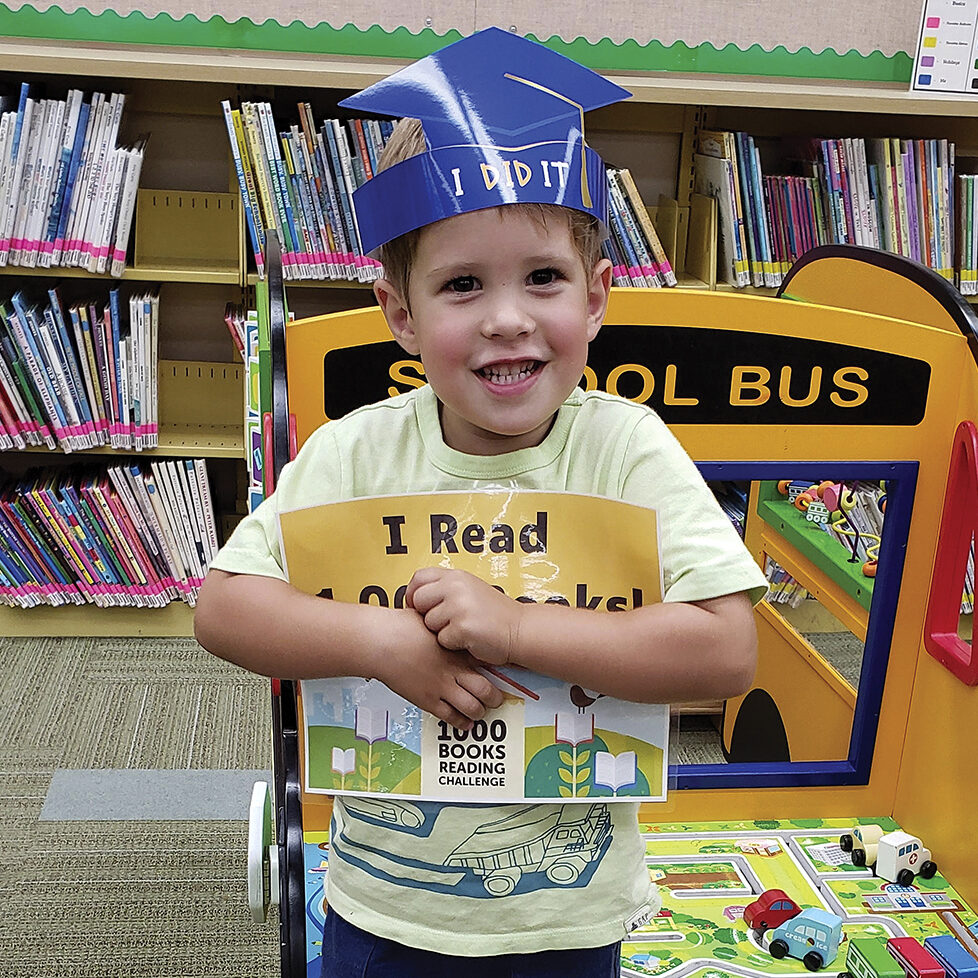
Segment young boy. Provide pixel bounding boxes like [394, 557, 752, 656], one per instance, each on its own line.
[195, 27, 768, 978]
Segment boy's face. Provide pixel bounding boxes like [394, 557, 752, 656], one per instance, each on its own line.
[375, 208, 612, 456]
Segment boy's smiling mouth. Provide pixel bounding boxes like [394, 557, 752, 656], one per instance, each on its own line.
[477, 360, 543, 386]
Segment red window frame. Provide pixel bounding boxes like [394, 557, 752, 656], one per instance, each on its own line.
[924, 421, 978, 685]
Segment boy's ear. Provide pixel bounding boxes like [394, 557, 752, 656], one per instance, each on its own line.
[585, 257, 613, 342]
[373, 278, 419, 355]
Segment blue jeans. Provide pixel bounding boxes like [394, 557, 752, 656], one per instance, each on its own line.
[320, 910, 622, 978]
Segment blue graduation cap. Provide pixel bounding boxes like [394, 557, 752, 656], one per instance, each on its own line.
[339, 26, 632, 254]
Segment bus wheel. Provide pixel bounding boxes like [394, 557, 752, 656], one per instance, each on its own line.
[897, 869, 915, 886]
[803, 952, 824, 971]
[920, 861, 937, 879]
[769, 940, 789, 959]
[852, 849, 866, 866]
[839, 835, 853, 852]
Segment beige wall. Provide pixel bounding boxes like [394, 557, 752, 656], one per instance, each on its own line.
[5, 0, 920, 58]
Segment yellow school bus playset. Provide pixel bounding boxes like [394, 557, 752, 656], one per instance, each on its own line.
[246, 241, 978, 977]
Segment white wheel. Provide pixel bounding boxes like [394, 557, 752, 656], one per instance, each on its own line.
[247, 781, 278, 922]
[483, 869, 521, 896]
[546, 861, 581, 885]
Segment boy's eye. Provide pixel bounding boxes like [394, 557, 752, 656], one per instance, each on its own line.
[445, 275, 478, 293]
[528, 267, 562, 286]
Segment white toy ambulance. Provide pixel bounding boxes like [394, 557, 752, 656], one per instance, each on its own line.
[874, 830, 938, 885]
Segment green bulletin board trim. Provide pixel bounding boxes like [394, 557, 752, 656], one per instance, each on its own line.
[0, 4, 913, 83]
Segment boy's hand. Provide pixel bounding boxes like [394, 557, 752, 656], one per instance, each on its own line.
[376, 609, 505, 731]
[404, 567, 523, 666]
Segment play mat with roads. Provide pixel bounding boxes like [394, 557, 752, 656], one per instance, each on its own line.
[301, 816, 978, 977]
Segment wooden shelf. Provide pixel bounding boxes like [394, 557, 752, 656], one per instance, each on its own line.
[246, 273, 374, 289]
[0, 360, 247, 460]
[0, 261, 240, 285]
[0, 600, 195, 637]
[4, 37, 978, 117]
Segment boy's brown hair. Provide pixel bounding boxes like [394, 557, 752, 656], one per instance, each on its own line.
[376, 117, 606, 305]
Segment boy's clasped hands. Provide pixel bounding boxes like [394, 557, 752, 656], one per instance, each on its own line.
[376, 567, 520, 732]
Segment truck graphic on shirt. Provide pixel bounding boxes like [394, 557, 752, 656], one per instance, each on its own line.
[445, 803, 612, 896]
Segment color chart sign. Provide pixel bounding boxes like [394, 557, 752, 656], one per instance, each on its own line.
[912, 0, 978, 93]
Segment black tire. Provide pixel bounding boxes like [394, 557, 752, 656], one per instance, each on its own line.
[839, 834, 853, 852]
[920, 861, 937, 879]
[804, 952, 824, 972]
[770, 940, 789, 960]
[897, 868, 915, 886]
[852, 849, 866, 866]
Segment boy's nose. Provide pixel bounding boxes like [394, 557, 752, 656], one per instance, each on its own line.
[481, 297, 534, 339]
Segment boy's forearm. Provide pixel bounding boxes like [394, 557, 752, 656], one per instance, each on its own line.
[510, 593, 757, 704]
[195, 569, 389, 680]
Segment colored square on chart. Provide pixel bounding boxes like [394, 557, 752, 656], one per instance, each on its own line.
[921, 56, 935, 66]
[918, 74, 933, 85]
[923, 36, 938, 47]
[973, 78, 978, 88]
[926, 16, 941, 27]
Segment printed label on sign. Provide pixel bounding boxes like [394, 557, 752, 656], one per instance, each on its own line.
[420, 694, 525, 800]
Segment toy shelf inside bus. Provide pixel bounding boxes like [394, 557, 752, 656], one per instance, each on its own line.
[756, 480, 876, 614]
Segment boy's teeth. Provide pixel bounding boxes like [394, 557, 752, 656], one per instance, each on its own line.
[481, 361, 537, 384]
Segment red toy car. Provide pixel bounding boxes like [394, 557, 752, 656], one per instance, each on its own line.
[743, 889, 803, 935]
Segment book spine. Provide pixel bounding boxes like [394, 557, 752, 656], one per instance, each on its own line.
[42, 89, 81, 264]
[240, 103, 280, 260]
[193, 458, 220, 559]
[70, 93, 109, 267]
[0, 84, 32, 266]
[109, 137, 145, 278]
[9, 98, 40, 265]
[617, 167, 676, 286]
[256, 102, 300, 273]
[223, 101, 265, 278]
[52, 97, 90, 265]
[7, 294, 68, 446]
[25, 97, 63, 266]
[317, 125, 353, 275]
[0, 330, 53, 446]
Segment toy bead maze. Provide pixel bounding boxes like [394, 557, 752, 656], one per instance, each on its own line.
[249, 240, 978, 977]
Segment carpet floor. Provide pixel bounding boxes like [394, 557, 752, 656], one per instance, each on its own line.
[0, 636, 278, 977]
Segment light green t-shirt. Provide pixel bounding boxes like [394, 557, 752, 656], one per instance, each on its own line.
[211, 384, 768, 955]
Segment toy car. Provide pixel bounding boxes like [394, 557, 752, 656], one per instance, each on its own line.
[743, 888, 802, 936]
[875, 830, 937, 886]
[839, 824, 886, 868]
[767, 907, 844, 971]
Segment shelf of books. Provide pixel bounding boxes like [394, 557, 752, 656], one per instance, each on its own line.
[2, 37, 978, 636]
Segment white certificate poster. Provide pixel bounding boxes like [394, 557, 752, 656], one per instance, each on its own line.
[912, 0, 978, 93]
[279, 491, 670, 804]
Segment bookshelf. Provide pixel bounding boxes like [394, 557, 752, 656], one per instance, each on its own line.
[2, 38, 978, 637]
